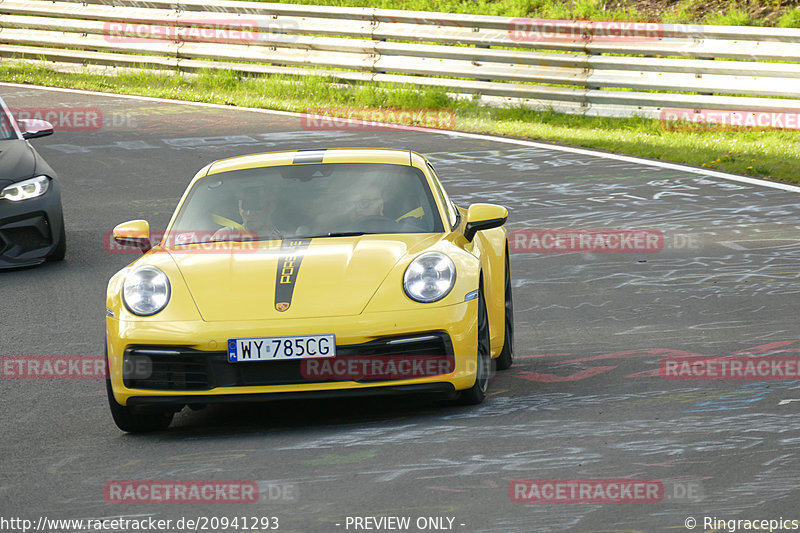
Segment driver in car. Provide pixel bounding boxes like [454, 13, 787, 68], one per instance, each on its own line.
[344, 183, 398, 233]
[213, 188, 283, 241]
[352, 186, 385, 218]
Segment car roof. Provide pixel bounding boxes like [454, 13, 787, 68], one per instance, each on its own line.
[205, 148, 424, 177]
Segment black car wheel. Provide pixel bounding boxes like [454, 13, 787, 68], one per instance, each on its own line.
[105, 346, 173, 433]
[495, 249, 514, 370]
[457, 281, 491, 405]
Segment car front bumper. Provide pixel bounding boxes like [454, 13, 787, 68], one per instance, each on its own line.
[0, 180, 64, 268]
[107, 300, 479, 406]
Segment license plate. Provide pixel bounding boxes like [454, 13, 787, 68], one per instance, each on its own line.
[227, 334, 335, 362]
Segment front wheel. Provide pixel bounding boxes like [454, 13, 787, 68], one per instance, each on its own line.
[456, 283, 491, 405]
[106, 377, 174, 432]
[106, 344, 174, 432]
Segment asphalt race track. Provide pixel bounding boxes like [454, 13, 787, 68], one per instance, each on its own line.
[1, 84, 800, 533]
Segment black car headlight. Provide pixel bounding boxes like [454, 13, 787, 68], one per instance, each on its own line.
[403, 252, 456, 303]
[0, 175, 50, 201]
[123, 266, 171, 316]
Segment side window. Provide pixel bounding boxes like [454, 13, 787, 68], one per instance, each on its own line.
[426, 163, 459, 230]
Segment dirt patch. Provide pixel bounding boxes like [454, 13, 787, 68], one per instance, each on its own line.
[602, 0, 799, 25]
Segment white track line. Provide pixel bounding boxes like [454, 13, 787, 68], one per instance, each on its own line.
[3, 81, 799, 193]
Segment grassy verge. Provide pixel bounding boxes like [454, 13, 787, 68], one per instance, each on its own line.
[269, 0, 800, 28]
[3, 62, 798, 185]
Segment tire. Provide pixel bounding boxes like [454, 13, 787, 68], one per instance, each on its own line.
[105, 345, 174, 432]
[456, 282, 491, 405]
[495, 250, 514, 371]
[47, 215, 66, 262]
[106, 378, 174, 432]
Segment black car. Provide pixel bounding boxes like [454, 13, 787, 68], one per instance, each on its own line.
[0, 96, 66, 268]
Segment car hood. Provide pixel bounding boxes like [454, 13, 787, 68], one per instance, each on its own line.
[168, 234, 439, 321]
[0, 140, 36, 184]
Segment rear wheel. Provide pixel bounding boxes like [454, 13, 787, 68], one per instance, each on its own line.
[456, 283, 491, 405]
[495, 250, 514, 370]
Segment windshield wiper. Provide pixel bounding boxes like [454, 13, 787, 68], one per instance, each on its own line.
[296, 231, 371, 239]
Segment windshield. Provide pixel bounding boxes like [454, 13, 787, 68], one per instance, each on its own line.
[168, 162, 444, 244]
[0, 105, 17, 141]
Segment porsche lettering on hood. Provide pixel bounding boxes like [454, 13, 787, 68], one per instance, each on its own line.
[169, 236, 424, 321]
[274, 238, 311, 312]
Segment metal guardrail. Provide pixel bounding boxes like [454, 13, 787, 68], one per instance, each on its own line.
[2, 0, 800, 117]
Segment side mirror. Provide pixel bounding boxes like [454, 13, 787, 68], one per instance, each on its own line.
[113, 220, 152, 253]
[464, 204, 508, 242]
[17, 119, 54, 139]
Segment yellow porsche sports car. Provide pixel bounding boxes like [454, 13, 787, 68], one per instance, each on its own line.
[105, 148, 513, 432]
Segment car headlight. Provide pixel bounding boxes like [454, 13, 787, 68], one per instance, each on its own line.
[403, 252, 456, 303]
[0, 175, 50, 201]
[123, 266, 171, 316]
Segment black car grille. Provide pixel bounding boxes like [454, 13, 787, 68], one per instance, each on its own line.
[123, 333, 454, 391]
[3, 226, 50, 250]
[124, 348, 211, 390]
[0, 212, 52, 257]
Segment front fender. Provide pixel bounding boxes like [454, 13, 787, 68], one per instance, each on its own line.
[474, 226, 508, 358]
